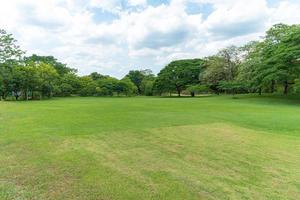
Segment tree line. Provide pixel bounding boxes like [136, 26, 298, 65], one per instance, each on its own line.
[0, 23, 299, 100]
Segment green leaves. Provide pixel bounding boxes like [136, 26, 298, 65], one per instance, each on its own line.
[155, 59, 203, 96]
[0, 29, 24, 63]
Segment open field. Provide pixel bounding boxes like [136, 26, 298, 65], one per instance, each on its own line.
[0, 95, 300, 200]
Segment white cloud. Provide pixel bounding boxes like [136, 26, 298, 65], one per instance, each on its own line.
[128, 0, 147, 6]
[0, 0, 299, 78]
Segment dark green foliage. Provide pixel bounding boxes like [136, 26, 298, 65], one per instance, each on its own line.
[96, 76, 118, 96]
[218, 81, 248, 95]
[125, 69, 155, 95]
[89, 72, 106, 81]
[1, 24, 300, 99]
[116, 78, 137, 96]
[79, 76, 97, 96]
[141, 79, 154, 96]
[238, 24, 300, 95]
[56, 73, 81, 96]
[155, 59, 204, 96]
[24, 54, 76, 76]
[200, 46, 240, 94]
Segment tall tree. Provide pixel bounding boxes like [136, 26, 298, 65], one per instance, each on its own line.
[238, 41, 266, 94]
[155, 59, 203, 96]
[116, 78, 137, 96]
[0, 29, 24, 63]
[25, 54, 75, 76]
[125, 69, 154, 95]
[200, 46, 241, 94]
[35, 62, 59, 98]
[263, 24, 300, 95]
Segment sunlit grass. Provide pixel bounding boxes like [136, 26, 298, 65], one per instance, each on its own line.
[0, 95, 299, 199]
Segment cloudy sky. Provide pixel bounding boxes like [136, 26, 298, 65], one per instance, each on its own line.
[1, 0, 300, 78]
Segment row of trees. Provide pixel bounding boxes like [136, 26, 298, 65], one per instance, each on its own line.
[154, 23, 300, 96]
[1, 23, 299, 100]
[0, 29, 158, 100]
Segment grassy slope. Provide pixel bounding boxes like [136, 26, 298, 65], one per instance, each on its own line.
[0, 95, 299, 199]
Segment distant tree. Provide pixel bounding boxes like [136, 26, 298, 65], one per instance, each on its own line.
[125, 70, 144, 95]
[10, 65, 24, 100]
[116, 78, 137, 96]
[0, 29, 24, 100]
[200, 56, 227, 94]
[35, 62, 59, 98]
[218, 81, 247, 95]
[0, 64, 13, 100]
[57, 72, 81, 96]
[0, 29, 24, 63]
[125, 69, 154, 95]
[79, 76, 97, 96]
[217, 46, 240, 80]
[25, 54, 76, 76]
[96, 76, 118, 96]
[89, 72, 106, 81]
[200, 46, 240, 94]
[141, 79, 155, 96]
[155, 59, 203, 96]
[16, 65, 40, 100]
[238, 41, 265, 94]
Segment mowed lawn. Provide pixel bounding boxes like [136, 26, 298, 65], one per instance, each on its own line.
[0, 96, 299, 200]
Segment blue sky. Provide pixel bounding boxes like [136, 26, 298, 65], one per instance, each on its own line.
[0, 0, 299, 78]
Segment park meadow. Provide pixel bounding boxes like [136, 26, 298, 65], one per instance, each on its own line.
[1, 16, 300, 200]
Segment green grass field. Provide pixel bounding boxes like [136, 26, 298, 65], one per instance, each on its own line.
[0, 95, 299, 200]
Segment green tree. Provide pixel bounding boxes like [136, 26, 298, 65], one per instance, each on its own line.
[218, 81, 247, 95]
[155, 59, 203, 96]
[10, 65, 24, 100]
[89, 72, 106, 81]
[263, 24, 300, 95]
[96, 76, 118, 96]
[35, 62, 59, 98]
[0, 29, 24, 63]
[116, 78, 137, 96]
[200, 56, 227, 93]
[125, 69, 154, 95]
[141, 79, 155, 96]
[0, 29, 24, 100]
[57, 72, 81, 96]
[79, 76, 97, 96]
[0, 64, 13, 100]
[25, 54, 75, 76]
[240, 24, 300, 95]
[200, 46, 240, 94]
[238, 41, 266, 94]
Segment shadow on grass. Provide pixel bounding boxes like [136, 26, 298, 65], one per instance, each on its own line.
[230, 93, 300, 106]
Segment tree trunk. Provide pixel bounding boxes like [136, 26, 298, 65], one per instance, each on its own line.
[177, 89, 181, 97]
[284, 81, 288, 95]
[258, 87, 262, 95]
[190, 92, 195, 97]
